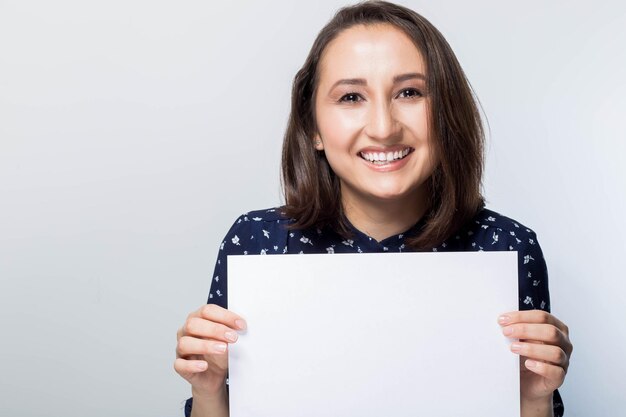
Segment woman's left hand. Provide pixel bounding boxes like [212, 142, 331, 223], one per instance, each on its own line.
[498, 310, 573, 404]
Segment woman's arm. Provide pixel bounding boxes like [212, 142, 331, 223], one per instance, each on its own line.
[190, 385, 229, 417]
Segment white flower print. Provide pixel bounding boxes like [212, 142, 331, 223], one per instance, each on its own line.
[487, 216, 496, 222]
[326, 246, 335, 254]
[492, 232, 499, 244]
[300, 236, 312, 245]
[540, 301, 546, 309]
[232, 235, 240, 245]
[523, 296, 533, 307]
[214, 276, 219, 282]
[253, 217, 262, 221]
[523, 254, 535, 264]
[260, 249, 267, 255]
[220, 241, 225, 250]
[263, 229, 270, 238]
[342, 239, 354, 247]
[216, 289, 222, 297]
[273, 245, 278, 251]
[529, 238, 535, 245]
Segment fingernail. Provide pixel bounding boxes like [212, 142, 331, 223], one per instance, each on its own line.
[214, 343, 227, 353]
[498, 315, 510, 325]
[502, 326, 513, 336]
[224, 331, 238, 342]
[510, 343, 522, 353]
[525, 359, 538, 368]
[196, 361, 208, 370]
[235, 319, 247, 330]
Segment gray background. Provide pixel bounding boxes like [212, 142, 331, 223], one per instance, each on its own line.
[1, 1, 624, 416]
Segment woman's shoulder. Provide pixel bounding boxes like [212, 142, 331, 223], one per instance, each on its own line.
[237, 206, 292, 223]
[468, 207, 539, 237]
[219, 207, 292, 252]
[451, 207, 541, 252]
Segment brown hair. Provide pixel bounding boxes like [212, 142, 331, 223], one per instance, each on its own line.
[280, 0, 485, 250]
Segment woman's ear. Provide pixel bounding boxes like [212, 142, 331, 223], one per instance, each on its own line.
[314, 133, 324, 151]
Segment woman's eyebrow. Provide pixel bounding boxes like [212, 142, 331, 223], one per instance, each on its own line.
[329, 72, 426, 90]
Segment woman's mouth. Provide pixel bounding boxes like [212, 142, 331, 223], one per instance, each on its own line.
[359, 148, 414, 165]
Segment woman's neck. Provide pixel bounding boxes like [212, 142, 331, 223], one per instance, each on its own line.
[342, 189, 428, 243]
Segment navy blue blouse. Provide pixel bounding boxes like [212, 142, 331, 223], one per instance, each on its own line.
[184, 206, 564, 416]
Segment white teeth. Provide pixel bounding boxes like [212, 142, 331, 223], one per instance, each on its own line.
[360, 149, 412, 164]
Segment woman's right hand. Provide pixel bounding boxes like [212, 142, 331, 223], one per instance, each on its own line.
[174, 304, 247, 396]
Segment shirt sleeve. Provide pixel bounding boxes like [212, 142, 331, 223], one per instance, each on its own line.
[517, 231, 565, 417]
[183, 213, 259, 416]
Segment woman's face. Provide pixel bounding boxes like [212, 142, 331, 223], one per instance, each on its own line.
[314, 23, 437, 209]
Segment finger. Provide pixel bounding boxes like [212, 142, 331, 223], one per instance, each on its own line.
[177, 335, 228, 358]
[174, 357, 208, 375]
[523, 359, 566, 389]
[188, 304, 247, 331]
[510, 342, 569, 370]
[183, 317, 239, 343]
[502, 323, 566, 347]
[499, 310, 568, 334]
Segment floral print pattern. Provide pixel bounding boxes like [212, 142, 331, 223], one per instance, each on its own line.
[184, 206, 564, 416]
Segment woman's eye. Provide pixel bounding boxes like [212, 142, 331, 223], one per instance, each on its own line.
[398, 88, 422, 98]
[339, 93, 362, 103]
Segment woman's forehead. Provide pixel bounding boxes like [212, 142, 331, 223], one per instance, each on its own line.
[318, 23, 426, 83]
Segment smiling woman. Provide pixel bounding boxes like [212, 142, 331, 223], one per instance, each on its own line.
[311, 24, 436, 242]
[174, 2, 572, 417]
[281, 15, 484, 250]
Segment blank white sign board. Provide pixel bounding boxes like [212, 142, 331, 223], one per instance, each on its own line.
[228, 252, 519, 417]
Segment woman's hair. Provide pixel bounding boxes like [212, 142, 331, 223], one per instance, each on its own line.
[281, 0, 485, 250]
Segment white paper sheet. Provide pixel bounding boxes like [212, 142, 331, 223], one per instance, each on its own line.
[228, 251, 519, 417]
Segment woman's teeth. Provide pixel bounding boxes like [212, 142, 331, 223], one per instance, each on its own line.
[360, 148, 411, 164]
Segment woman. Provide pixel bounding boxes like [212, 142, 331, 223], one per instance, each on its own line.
[175, 2, 573, 416]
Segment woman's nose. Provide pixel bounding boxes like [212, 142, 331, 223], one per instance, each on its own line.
[365, 101, 401, 142]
